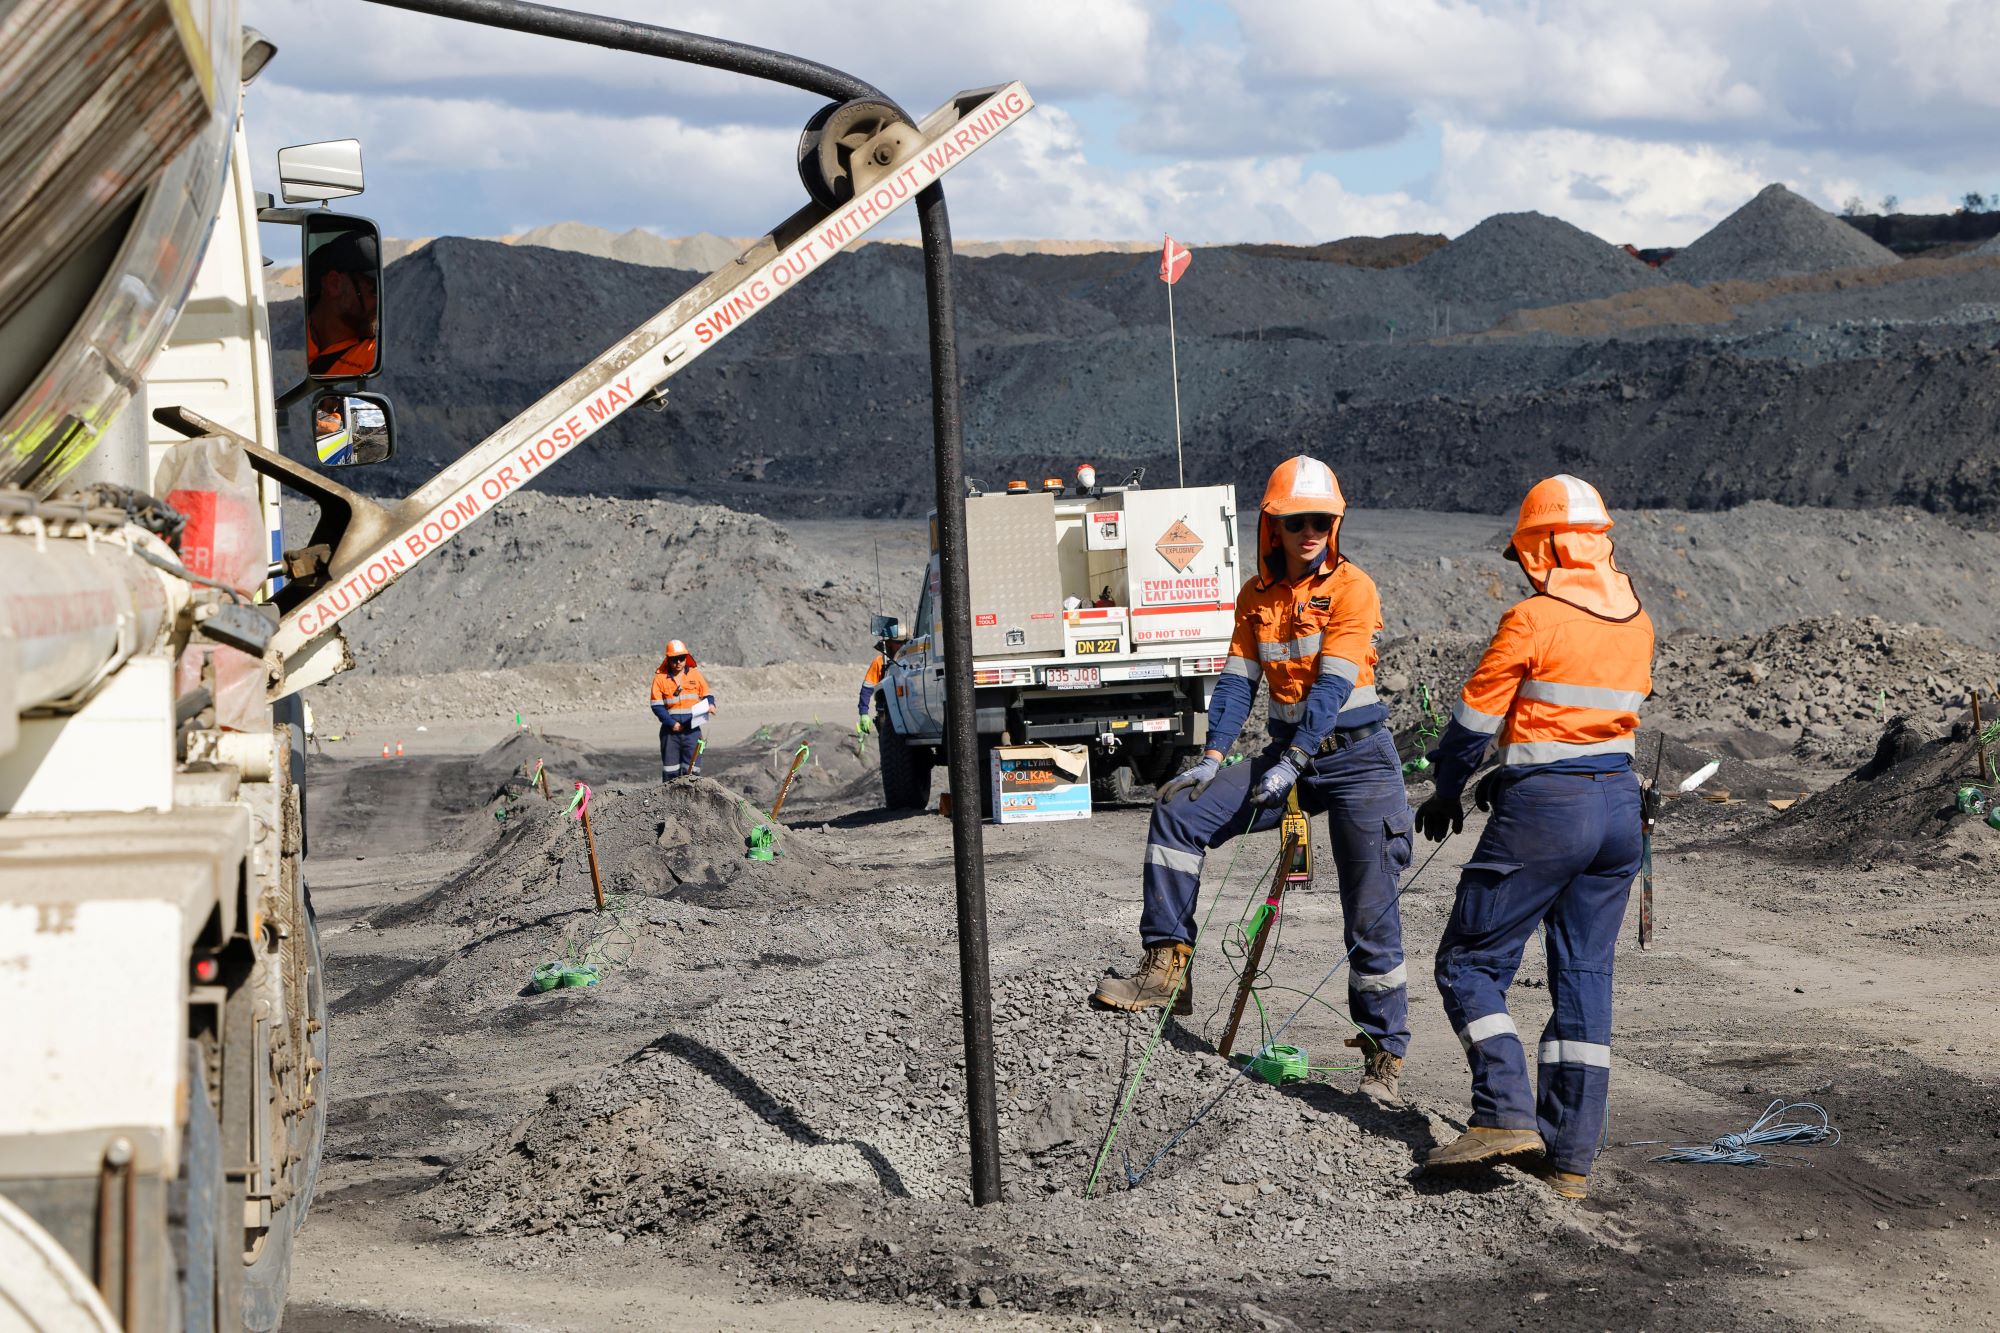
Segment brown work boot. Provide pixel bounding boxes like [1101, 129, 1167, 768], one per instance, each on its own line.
[1547, 1170, 1589, 1200]
[1356, 1049, 1404, 1108]
[1423, 1126, 1547, 1175]
[1092, 943, 1194, 1016]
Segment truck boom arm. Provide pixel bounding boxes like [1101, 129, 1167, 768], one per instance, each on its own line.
[236, 81, 1032, 696]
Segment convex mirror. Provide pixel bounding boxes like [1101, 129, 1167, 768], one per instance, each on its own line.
[312, 391, 394, 466]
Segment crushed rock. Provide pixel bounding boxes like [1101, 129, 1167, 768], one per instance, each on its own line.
[1410, 211, 1664, 312]
[1668, 184, 1899, 285]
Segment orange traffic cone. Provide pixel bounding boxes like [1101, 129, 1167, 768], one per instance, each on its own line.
[381, 743, 391, 758]
[395, 740, 405, 757]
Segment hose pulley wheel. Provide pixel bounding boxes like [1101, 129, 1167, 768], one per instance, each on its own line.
[797, 98, 912, 209]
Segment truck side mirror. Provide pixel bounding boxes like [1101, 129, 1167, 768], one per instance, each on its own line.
[301, 212, 382, 381]
[312, 391, 395, 466]
[278, 139, 364, 203]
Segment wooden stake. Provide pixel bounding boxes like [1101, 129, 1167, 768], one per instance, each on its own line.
[580, 801, 605, 910]
[1218, 830, 1299, 1059]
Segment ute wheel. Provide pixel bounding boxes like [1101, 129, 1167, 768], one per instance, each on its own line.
[797, 98, 913, 208]
[1091, 761, 1147, 806]
[876, 701, 933, 810]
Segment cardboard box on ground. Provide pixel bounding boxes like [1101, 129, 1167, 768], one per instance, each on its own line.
[991, 743, 1091, 823]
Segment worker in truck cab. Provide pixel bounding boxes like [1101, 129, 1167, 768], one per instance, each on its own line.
[1092, 456, 1416, 1109]
[650, 639, 716, 781]
[1415, 474, 1653, 1200]
[855, 630, 906, 736]
[305, 229, 380, 378]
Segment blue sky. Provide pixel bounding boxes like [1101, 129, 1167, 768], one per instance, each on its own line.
[243, 0, 2000, 247]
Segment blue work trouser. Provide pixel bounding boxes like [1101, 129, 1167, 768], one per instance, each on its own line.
[1434, 765, 1642, 1175]
[660, 723, 703, 779]
[1138, 729, 1415, 1057]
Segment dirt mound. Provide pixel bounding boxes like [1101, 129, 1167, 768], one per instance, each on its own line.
[1668, 184, 1899, 285]
[326, 492, 873, 676]
[1410, 211, 1664, 310]
[461, 729, 628, 810]
[415, 945, 1547, 1323]
[1650, 616, 2000, 767]
[1745, 715, 2000, 863]
[699, 719, 880, 819]
[1230, 232, 1448, 268]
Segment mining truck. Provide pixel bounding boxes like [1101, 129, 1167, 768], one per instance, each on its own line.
[1, 1, 1031, 1325]
[876, 470, 1240, 809]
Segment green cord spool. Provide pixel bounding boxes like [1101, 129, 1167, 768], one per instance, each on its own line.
[745, 824, 778, 861]
[530, 962, 601, 993]
[1246, 1043, 1310, 1086]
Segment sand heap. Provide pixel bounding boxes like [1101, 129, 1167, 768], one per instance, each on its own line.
[1669, 184, 1899, 284]
[699, 719, 882, 819]
[1410, 211, 1664, 310]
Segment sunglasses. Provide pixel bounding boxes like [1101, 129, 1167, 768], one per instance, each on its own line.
[1280, 514, 1334, 534]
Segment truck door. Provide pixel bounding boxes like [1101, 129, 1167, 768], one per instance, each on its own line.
[898, 556, 945, 737]
[1121, 486, 1239, 649]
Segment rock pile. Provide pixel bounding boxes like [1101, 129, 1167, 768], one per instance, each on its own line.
[1410, 211, 1663, 311]
[1650, 616, 2000, 766]
[1668, 184, 1900, 284]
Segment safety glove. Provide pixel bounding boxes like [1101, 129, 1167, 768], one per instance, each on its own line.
[1473, 769, 1503, 812]
[1250, 747, 1311, 809]
[856, 714, 874, 737]
[1416, 789, 1464, 842]
[1159, 753, 1221, 802]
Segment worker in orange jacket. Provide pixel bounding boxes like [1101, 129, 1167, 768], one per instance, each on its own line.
[650, 639, 716, 780]
[855, 628, 907, 736]
[1092, 456, 1415, 1108]
[1415, 475, 1654, 1199]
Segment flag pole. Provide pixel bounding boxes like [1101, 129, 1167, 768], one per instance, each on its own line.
[1166, 254, 1185, 486]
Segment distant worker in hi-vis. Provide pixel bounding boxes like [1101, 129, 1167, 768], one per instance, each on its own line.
[1092, 456, 1415, 1108]
[650, 639, 715, 781]
[855, 626, 908, 738]
[1416, 474, 1654, 1199]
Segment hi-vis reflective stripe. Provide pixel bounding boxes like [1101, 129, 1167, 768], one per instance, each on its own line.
[1538, 1039, 1611, 1068]
[1517, 679, 1646, 711]
[1350, 962, 1407, 993]
[1452, 698, 1506, 735]
[266, 81, 1038, 683]
[1317, 654, 1361, 682]
[1145, 844, 1203, 875]
[1222, 656, 1260, 679]
[1496, 736, 1636, 766]
[1457, 1012, 1519, 1049]
[1258, 632, 1322, 663]
[1269, 698, 1307, 723]
[1339, 684, 1380, 711]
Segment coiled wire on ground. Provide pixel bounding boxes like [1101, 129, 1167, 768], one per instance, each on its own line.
[1646, 1100, 1841, 1167]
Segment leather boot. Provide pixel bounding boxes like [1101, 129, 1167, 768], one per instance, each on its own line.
[1093, 943, 1194, 1016]
[1357, 1049, 1403, 1108]
[1547, 1170, 1588, 1199]
[1423, 1126, 1546, 1174]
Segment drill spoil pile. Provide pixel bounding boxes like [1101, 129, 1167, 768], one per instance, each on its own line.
[1407, 210, 1664, 312]
[697, 719, 882, 820]
[1667, 184, 1900, 285]
[411, 838, 1576, 1325]
[1746, 714, 2000, 865]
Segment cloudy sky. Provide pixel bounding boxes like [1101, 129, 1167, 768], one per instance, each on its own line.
[243, 0, 2000, 247]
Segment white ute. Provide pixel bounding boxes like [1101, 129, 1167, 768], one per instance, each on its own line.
[878, 469, 1239, 809]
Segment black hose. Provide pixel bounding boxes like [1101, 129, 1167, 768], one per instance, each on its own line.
[362, 0, 1002, 1205]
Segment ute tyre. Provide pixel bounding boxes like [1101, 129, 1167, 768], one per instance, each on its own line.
[1090, 762, 1146, 806]
[876, 701, 933, 810]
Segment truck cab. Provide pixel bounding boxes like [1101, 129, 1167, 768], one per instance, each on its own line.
[876, 470, 1238, 809]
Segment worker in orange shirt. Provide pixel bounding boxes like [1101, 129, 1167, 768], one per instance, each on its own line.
[650, 639, 716, 780]
[1092, 456, 1414, 1108]
[305, 230, 380, 379]
[1415, 475, 1654, 1200]
[854, 627, 907, 736]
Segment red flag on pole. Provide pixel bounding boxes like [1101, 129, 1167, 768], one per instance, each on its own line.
[1159, 234, 1192, 285]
